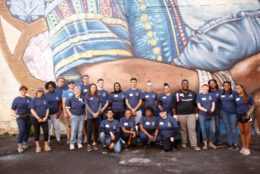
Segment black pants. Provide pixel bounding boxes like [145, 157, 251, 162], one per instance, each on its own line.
[122, 132, 138, 147]
[113, 111, 125, 121]
[31, 117, 48, 141]
[86, 118, 99, 145]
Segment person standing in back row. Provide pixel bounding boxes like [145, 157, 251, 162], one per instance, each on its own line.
[142, 81, 158, 116]
[172, 79, 201, 151]
[125, 78, 143, 124]
[158, 83, 174, 116]
[97, 79, 109, 120]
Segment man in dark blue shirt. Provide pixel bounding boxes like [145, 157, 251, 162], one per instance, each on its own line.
[125, 78, 142, 124]
[97, 78, 109, 120]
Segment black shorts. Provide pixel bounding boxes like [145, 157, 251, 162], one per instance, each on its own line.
[236, 113, 250, 123]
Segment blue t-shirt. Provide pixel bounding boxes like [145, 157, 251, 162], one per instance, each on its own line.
[125, 88, 142, 109]
[98, 89, 109, 108]
[157, 116, 178, 138]
[196, 93, 216, 116]
[84, 94, 100, 119]
[45, 92, 61, 114]
[140, 116, 157, 131]
[142, 91, 158, 111]
[100, 119, 120, 135]
[235, 95, 255, 114]
[119, 117, 136, 130]
[11, 96, 32, 115]
[55, 86, 67, 98]
[158, 93, 173, 114]
[66, 95, 85, 116]
[109, 92, 126, 112]
[209, 89, 222, 112]
[29, 97, 50, 118]
[220, 91, 237, 114]
[80, 84, 89, 97]
[62, 89, 74, 100]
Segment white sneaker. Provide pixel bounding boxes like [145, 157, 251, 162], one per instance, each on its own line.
[182, 144, 187, 148]
[18, 144, 24, 153]
[77, 144, 83, 149]
[70, 144, 75, 150]
[208, 142, 217, 149]
[92, 141, 97, 146]
[22, 142, 29, 150]
[243, 149, 251, 156]
[240, 148, 245, 154]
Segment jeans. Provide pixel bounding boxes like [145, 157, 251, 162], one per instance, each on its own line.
[31, 117, 48, 141]
[199, 115, 216, 142]
[99, 132, 122, 153]
[214, 110, 223, 144]
[221, 111, 239, 146]
[16, 117, 31, 144]
[70, 115, 84, 145]
[48, 114, 61, 142]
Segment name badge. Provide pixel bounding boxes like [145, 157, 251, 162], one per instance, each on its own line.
[145, 95, 149, 98]
[163, 96, 167, 99]
[69, 93, 73, 96]
[202, 98, 206, 101]
[114, 94, 118, 98]
[145, 122, 150, 125]
[136, 93, 139, 96]
[221, 95, 225, 98]
[27, 100, 30, 103]
[56, 97, 60, 100]
[105, 124, 110, 128]
[180, 93, 184, 97]
[229, 95, 233, 98]
[236, 98, 240, 101]
[124, 122, 129, 126]
[79, 98, 83, 102]
[44, 101, 47, 105]
[84, 89, 88, 92]
[129, 93, 133, 97]
[159, 122, 164, 125]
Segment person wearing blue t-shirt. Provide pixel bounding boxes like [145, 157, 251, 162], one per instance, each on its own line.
[11, 85, 32, 153]
[220, 81, 239, 151]
[66, 86, 85, 150]
[208, 79, 223, 147]
[119, 109, 137, 148]
[142, 81, 158, 116]
[85, 83, 101, 152]
[55, 77, 67, 98]
[109, 82, 126, 120]
[30, 87, 51, 153]
[235, 84, 255, 156]
[157, 110, 179, 152]
[139, 107, 158, 148]
[62, 80, 75, 144]
[97, 79, 109, 120]
[99, 109, 122, 153]
[125, 78, 143, 124]
[45, 81, 62, 144]
[158, 83, 174, 116]
[196, 83, 217, 150]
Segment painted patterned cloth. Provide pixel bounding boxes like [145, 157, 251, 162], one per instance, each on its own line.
[45, 0, 133, 81]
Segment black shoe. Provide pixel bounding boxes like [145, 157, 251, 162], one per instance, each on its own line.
[232, 145, 239, 151]
[56, 140, 62, 145]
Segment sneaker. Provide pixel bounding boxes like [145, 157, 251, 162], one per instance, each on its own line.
[36, 146, 41, 153]
[77, 144, 83, 149]
[22, 142, 29, 150]
[202, 144, 207, 150]
[226, 145, 233, 150]
[44, 145, 52, 152]
[87, 145, 92, 152]
[18, 144, 24, 153]
[182, 144, 187, 148]
[208, 142, 217, 149]
[93, 145, 99, 150]
[216, 144, 223, 148]
[92, 141, 97, 146]
[70, 144, 75, 150]
[240, 147, 245, 154]
[242, 149, 251, 156]
[192, 146, 201, 151]
[102, 148, 109, 155]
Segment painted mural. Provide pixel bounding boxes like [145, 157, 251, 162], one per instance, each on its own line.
[0, 0, 260, 132]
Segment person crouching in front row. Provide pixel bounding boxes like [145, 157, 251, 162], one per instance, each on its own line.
[99, 109, 122, 153]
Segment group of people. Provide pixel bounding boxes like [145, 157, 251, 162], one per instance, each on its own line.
[11, 75, 255, 156]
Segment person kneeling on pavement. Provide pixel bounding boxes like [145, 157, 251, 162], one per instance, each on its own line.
[119, 109, 138, 148]
[157, 110, 179, 152]
[139, 107, 159, 148]
[99, 109, 122, 153]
